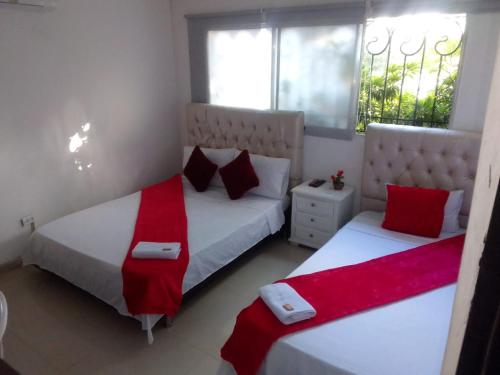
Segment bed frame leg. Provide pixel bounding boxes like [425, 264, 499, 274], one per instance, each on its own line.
[143, 315, 155, 345]
[147, 328, 154, 345]
[166, 316, 174, 327]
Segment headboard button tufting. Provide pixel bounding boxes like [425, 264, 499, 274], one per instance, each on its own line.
[361, 123, 481, 229]
[186, 103, 304, 191]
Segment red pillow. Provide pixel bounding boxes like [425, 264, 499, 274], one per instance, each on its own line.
[382, 185, 450, 238]
[219, 150, 259, 200]
[183, 145, 218, 192]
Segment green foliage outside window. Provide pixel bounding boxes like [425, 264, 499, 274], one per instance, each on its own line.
[357, 17, 464, 133]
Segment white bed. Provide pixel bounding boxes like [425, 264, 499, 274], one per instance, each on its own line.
[219, 123, 481, 375]
[219, 211, 464, 375]
[23, 103, 305, 342]
[24, 178, 286, 313]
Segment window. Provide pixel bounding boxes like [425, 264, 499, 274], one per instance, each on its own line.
[208, 29, 273, 110]
[187, 5, 365, 139]
[278, 25, 359, 130]
[205, 24, 362, 138]
[188, 4, 498, 139]
[357, 13, 466, 132]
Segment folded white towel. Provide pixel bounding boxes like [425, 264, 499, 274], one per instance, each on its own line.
[132, 242, 181, 260]
[259, 283, 316, 325]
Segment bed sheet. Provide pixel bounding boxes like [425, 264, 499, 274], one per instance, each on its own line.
[220, 211, 464, 375]
[24, 177, 286, 318]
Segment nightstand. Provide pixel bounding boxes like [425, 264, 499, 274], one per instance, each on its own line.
[289, 180, 354, 249]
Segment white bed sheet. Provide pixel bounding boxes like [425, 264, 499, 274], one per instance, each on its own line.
[220, 211, 464, 375]
[23, 177, 286, 319]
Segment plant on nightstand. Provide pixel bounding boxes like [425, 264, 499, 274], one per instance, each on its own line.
[331, 170, 345, 190]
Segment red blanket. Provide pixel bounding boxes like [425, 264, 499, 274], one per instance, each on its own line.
[122, 174, 189, 316]
[221, 234, 465, 375]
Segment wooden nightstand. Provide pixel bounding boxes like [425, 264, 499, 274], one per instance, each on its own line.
[289, 180, 354, 249]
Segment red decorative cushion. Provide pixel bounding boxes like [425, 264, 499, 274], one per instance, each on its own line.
[219, 150, 260, 200]
[183, 145, 218, 192]
[382, 185, 450, 238]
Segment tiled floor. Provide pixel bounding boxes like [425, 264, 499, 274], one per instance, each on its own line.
[0, 237, 311, 375]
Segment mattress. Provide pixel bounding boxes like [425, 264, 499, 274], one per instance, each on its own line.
[220, 211, 465, 375]
[24, 177, 286, 319]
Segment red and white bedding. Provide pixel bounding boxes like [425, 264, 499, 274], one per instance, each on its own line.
[23, 176, 287, 330]
[219, 211, 465, 375]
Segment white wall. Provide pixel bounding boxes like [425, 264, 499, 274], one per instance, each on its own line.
[442, 31, 500, 375]
[0, 0, 180, 265]
[171, 0, 499, 214]
[452, 12, 500, 132]
[303, 135, 366, 212]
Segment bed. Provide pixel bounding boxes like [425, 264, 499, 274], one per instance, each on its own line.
[23, 103, 304, 343]
[219, 123, 481, 375]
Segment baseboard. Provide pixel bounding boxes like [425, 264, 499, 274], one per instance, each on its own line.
[0, 257, 22, 274]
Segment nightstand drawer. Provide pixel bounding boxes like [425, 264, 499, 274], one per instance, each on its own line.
[294, 225, 331, 247]
[296, 211, 333, 232]
[296, 196, 333, 217]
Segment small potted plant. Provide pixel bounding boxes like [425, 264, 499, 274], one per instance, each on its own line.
[331, 170, 345, 190]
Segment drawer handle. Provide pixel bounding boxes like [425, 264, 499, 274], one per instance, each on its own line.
[310, 203, 316, 207]
[309, 234, 314, 238]
[310, 218, 315, 223]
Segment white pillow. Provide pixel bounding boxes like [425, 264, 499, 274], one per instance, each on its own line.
[245, 152, 291, 199]
[442, 190, 464, 233]
[183, 146, 236, 188]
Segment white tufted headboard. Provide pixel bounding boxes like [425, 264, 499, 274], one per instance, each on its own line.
[186, 103, 305, 187]
[361, 123, 481, 228]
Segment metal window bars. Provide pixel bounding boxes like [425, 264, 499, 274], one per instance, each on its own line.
[358, 14, 465, 132]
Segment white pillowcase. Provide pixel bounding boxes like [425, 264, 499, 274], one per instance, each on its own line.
[246, 152, 291, 200]
[183, 146, 236, 188]
[442, 190, 464, 233]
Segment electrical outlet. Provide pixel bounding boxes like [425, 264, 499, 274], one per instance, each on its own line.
[21, 215, 35, 227]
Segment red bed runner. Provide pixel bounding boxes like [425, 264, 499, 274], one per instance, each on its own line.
[221, 234, 465, 375]
[122, 174, 189, 316]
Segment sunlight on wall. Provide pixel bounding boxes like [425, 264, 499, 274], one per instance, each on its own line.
[69, 122, 93, 171]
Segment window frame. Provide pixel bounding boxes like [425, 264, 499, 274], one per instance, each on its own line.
[186, 1, 499, 140]
[187, 4, 365, 141]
